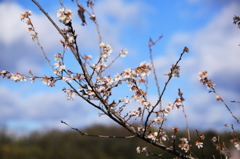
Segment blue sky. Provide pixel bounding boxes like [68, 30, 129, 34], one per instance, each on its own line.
[0, 0, 240, 134]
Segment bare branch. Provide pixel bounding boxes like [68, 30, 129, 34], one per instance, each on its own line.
[178, 88, 191, 142]
[148, 36, 163, 111]
[61, 120, 136, 138]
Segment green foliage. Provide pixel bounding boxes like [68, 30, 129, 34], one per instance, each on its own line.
[0, 125, 237, 159]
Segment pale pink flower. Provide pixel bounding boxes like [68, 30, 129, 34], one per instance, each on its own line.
[99, 63, 107, 69]
[66, 89, 75, 100]
[62, 76, 73, 82]
[198, 71, 208, 79]
[91, 64, 100, 71]
[30, 77, 35, 83]
[90, 14, 96, 20]
[180, 138, 188, 143]
[216, 95, 222, 101]
[86, 87, 95, 96]
[10, 73, 26, 82]
[120, 48, 128, 57]
[142, 147, 147, 152]
[122, 68, 132, 79]
[59, 65, 66, 71]
[54, 61, 61, 68]
[67, 32, 75, 43]
[234, 142, 240, 150]
[212, 136, 217, 143]
[114, 73, 122, 82]
[140, 100, 150, 106]
[179, 138, 190, 152]
[122, 97, 131, 104]
[195, 141, 203, 149]
[137, 126, 145, 132]
[102, 76, 114, 85]
[57, 8, 72, 24]
[20, 10, 32, 20]
[99, 42, 106, 47]
[27, 27, 34, 32]
[54, 53, 62, 61]
[136, 147, 141, 153]
[147, 132, 158, 141]
[128, 109, 140, 117]
[54, 69, 61, 75]
[172, 127, 179, 132]
[41, 75, 49, 85]
[160, 131, 167, 141]
[83, 55, 92, 60]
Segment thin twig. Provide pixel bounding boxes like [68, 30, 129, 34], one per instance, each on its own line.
[144, 49, 187, 136]
[59, 0, 64, 8]
[148, 36, 163, 111]
[105, 54, 121, 69]
[61, 120, 136, 138]
[25, 15, 54, 71]
[178, 88, 190, 142]
[196, 130, 205, 159]
[32, 0, 67, 40]
[212, 88, 240, 124]
[231, 101, 240, 103]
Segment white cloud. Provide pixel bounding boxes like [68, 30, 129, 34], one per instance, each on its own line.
[0, 0, 152, 133]
[72, 0, 150, 52]
[0, 1, 62, 73]
[191, 4, 240, 75]
[0, 0, 150, 73]
[0, 85, 111, 132]
[1, 0, 239, 134]
[151, 2, 240, 131]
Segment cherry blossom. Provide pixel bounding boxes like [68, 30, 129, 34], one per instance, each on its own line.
[120, 49, 128, 57]
[57, 8, 72, 24]
[20, 10, 32, 20]
[195, 141, 203, 149]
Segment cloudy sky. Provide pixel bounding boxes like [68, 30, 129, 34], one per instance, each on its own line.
[0, 0, 240, 134]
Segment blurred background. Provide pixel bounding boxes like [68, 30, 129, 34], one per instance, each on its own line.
[0, 0, 240, 158]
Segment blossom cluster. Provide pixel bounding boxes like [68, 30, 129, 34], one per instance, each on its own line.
[20, 10, 32, 21]
[150, 116, 166, 126]
[127, 108, 141, 117]
[54, 53, 66, 75]
[122, 61, 153, 79]
[159, 100, 183, 117]
[178, 138, 190, 153]
[120, 48, 128, 57]
[89, 60, 153, 112]
[165, 65, 180, 77]
[195, 141, 203, 149]
[198, 71, 215, 89]
[147, 131, 167, 141]
[62, 88, 75, 100]
[233, 15, 240, 29]
[0, 69, 59, 87]
[100, 42, 113, 61]
[234, 142, 240, 151]
[0, 70, 26, 82]
[61, 28, 76, 46]
[40, 75, 57, 87]
[120, 62, 153, 107]
[136, 146, 148, 155]
[20, 10, 37, 40]
[198, 71, 223, 101]
[91, 42, 113, 71]
[11, 73, 26, 82]
[57, 8, 72, 24]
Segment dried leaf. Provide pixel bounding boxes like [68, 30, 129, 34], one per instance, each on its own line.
[77, 4, 87, 26]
